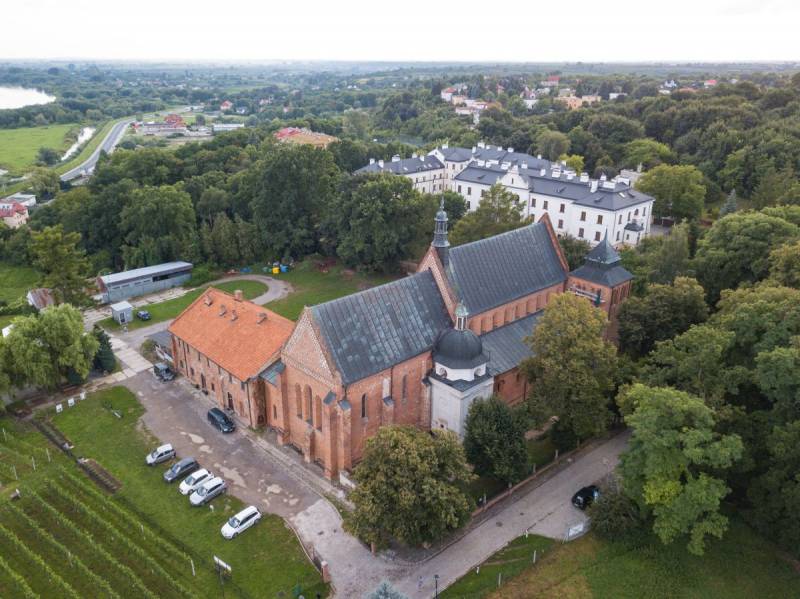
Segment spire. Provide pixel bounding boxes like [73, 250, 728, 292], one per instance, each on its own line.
[432, 196, 449, 249]
[455, 302, 468, 330]
[585, 229, 621, 266]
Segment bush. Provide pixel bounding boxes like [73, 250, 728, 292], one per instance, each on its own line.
[589, 482, 643, 540]
[549, 421, 578, 452]
[185, 264, 219, 287]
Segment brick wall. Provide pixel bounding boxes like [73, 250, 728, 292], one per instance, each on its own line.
[467, 282, 564, 334]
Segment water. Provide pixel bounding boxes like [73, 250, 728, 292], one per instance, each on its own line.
[0, 86, 56, 110]
[61, 126, 96, 160]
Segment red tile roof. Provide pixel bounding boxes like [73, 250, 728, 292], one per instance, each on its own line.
[168, 288, 295, 380]
[0, 202, 27, 218]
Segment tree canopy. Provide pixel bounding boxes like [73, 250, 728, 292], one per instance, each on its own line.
[450, 184, 528, 246]
[636, 164, 706, 222]
[463, 395, 529, 484]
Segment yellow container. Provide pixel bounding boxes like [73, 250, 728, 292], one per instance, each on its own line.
[272, 267, 280, 274]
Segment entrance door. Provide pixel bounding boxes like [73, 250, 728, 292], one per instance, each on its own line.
[200, 374, 206, 391]
[226, 392, 234, 411]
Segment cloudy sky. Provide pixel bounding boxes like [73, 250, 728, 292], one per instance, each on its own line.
[3, 0, 799, 63]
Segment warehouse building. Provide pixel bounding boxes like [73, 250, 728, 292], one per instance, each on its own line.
[97, 261, 193, 303]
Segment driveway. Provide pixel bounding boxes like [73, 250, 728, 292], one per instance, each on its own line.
[122, 369, 628, 597]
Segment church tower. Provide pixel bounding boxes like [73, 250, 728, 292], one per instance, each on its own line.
[432, 197, 450, 268]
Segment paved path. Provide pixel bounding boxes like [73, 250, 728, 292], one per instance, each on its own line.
[60, 118, 134, 181]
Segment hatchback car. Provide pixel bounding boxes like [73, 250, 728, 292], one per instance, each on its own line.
[163, 457, 199, 483]
[572, 485, 600, 510]
[189, 476, 227, 506]
[179, 468, 214, 496]
[154, 362, 175, 382]
[207, 408, 235, 434]
[136, 310, 151, 321]
[145, 444, 175, 466]
[221, 505, 262, 539]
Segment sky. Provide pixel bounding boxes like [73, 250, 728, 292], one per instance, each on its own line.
[2, 0, 800, 63]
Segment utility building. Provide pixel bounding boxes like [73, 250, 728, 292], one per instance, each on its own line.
[97, 261, 193, 303]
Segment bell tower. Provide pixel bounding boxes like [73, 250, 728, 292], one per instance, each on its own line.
[432, 197, 450, 268]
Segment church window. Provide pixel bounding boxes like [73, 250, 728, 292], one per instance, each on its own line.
[578, 228, 584, 238]
[643, 207, 647, 216]
[314, 396, 322, 430]
[627, 212, 631, 222]
[361, 394, 367, 418]
[304, 386, 312, 422]
[580, 211, 587, 222]
[595, 231, 601, 241]
[467, 187, 472, 195]
[597, 215, 603, 225]
[458, 185, 462, 193]
[466, 201, 471, 210]
[401, 375, 407, 401]
[272, 405, 277, 420]
[295, 384, 302, 417]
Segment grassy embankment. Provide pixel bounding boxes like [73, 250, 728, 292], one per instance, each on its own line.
[0, 262, 40, 329]
[0, 123, 78, 173]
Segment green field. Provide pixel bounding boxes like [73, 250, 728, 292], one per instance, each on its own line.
[23, 386, 326, 598]
[264, 260, 397, 321]
[99, 279, 267, 331]
[443, 523, 800, 599]
[0, 262, 40, 329]
[0, 123, 78, 173]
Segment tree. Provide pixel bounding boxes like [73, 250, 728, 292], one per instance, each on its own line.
[439, 190, 467, 224]
[751, 166, 798, 209]
[636, 164, 706, 221]
[559, 153, 584, 174]
[92, 325, 116, 373]
[195, 187, 230, 224]
[558, 234, 590, 271]
[521, 293, 617, 440]
[348, 426, 473, 547]
[768, 240, 800, 289]
[463, 396, 529, 484]
[694, 212, 800, 304]
[536, 130, 570, 161]
[450, 184, 527, 246]
[754, 339, 800, 419]
[648, 222, 691, 284]
[719, 189, 738, 216]
[325, 174, 430, 272]
[208, 212, 240, 267]
[367, 581, 407, 599]
[194, 114, 206, 126]
[588, 479, 643, 540]
[618, 277, 708, 358]
[622, 138, 675, 170]
[0, 305, 99, 390]
[37, 146, 60, 166]
[619, 384, 743, 555]
[29, 167, 61, 200]
[29, 225, 89, 305]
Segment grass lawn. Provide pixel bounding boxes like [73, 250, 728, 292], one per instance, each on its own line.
[264, 259, 397, 321]
[0, 123, 78, 173]
[51, 386, 328, 598]
[99, 279, 267, 331]
[444, 523, 800, 599]
[0, 262, 40, 303]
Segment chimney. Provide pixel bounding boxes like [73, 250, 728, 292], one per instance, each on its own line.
[442, 143, 448, 149]
[391, 154, 401, 162]
[540, 168, 546, 176]
[590, 180, 599, 193]
[256, 312, 267, 324]
[231, 310, 238, 322]
[369, 158, 375, 165]
[471, 146, 477, 153]
[478, 141, 485, 148]
[378, 159, 384, 168]
[412, 152, 418, 158]
[204, 293, 213, 306]
[580, 172, 590, 183]
[537, 154, 542, 159]
[219, 304, 227, 316]
[234, 289, 243, 301]
[507, 147, 514, 153]
[600, 173, 607, 182]
[419, 155, 424, 161]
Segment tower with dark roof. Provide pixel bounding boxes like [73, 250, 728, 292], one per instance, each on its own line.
[432, 197, 450, 268]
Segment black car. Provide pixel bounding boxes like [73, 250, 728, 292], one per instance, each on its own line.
[572, 485, 600, 510]
[153, 362, 175, 382]
[208, 408, 236, 434]
[163, 457, 199, 483]
[137, 310, 152, 321]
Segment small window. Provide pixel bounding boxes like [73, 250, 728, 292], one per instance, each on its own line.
[580, 211, 586, 221]
[466, 201, 471, 209]
[361, 394, 367, 419]
[597, 215, 603, 225]
[272, 405, 277, 419]
[211, 383, 215, 391]
[401, 375, 407, 401]
[627, 212, 631, 222]
[616, 231, 621, 241]
[626, 234, 630, 240]
[595, 231, 601, 241]
[240, 381, 245, 391]
[643, 207, 647, 216]
[468, 186, 472, 196]
[578, 228, 584, 238]
[190, 367, 195, 377]
[618, 214, 622, 224]
[634, 208, 639, 216]
[458, 185, 462, 193]
[543, 200, 549, 210]
[559, 203, 565, 213]
[530, 198, 536, 208]
[558, 219, 563, 229]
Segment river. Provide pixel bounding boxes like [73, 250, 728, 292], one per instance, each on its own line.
[0, 86, 56, 110]
[61, 126, 97, 160]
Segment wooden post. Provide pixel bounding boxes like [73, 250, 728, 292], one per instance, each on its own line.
[46, 448, 51, 463]
[190, 558, 196, 577]
[31, 456, 36, 471]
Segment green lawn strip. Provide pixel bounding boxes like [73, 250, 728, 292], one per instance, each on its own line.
[99, 279, 267, 331]
[440, 533, 555, 598]
[0, 262, 40, 303]
[0, 123, 78, 173]
[54, 386, 328, 598]
[264, 260, 397, 320]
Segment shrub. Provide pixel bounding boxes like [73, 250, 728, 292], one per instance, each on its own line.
[588, 482, 643, 540]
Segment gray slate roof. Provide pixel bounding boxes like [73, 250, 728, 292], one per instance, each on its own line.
[99, 261, 193, 286]
[445, 222, 567, 314]
[355, 155, 443, 176]
[259, 360, 285, 386]
[480, 312, 543, 375]
[570, 234, 633, 287]
[454, 165, 506, 186]
[311, 270, 452, 385]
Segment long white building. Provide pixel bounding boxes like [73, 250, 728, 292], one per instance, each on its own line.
[357, 142, 655, 247]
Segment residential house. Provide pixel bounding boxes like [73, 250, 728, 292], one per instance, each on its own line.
[0, 202, 28, 229]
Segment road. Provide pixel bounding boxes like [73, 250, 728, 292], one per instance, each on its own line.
[60, 118, 134, 181]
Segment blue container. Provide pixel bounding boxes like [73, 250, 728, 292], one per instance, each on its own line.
[280, 264, 288, 273]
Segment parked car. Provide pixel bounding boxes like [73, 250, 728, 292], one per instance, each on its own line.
[163, 457, 199, 483]
[572, 485, 600, 510]
[179, 468, 214, 496]
[221, 505, 262, 539]
[137, 310, 151, 321]
[189, 476, 227, 506]
[154, 362, 175, 382]
[207, 408, 235, 434]
[145, 444, 175, 466]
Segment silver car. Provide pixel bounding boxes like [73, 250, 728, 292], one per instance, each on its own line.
[189, 476, 227, 506]
[178, 468, 214, 496]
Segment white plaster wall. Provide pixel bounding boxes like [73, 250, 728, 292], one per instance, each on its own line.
[430, 376, 495, 437]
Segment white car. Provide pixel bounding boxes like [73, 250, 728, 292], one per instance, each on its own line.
[179, 468, 213, 496]
[189, 476, 227, 506]
[221, 506, 262, 539]
[145, 444, 175, 466]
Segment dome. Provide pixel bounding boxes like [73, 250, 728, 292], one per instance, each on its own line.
[433, 328, 487, 369]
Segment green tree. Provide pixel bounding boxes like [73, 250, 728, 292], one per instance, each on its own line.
[768, 240, 800, 288]
[29, 225, 89, 305]
[29, 167, 61, 200]
[754, 339, 800, 419]
[558, 234, 590, 271]
[0, 305, 99, 390]
[622, 138, 675, 170]
[536, 130, 570, 161]
[751, 166, 798, 209]
[619, 384, 743, 555]
[588, 480, 642, 540]
[719, 189, 738, 216]
[450, 184, 527, 246]
[208, 212, 240, 267]
[348, 426, 473, 547]
[367, 581, 407, 599]
[195, 187, 230, 225]
[618, 277, 708, 358]
[92, 325, 116, 373]
[559, 153, 584, 173]
[37, 146, 60, 166]
[636, 164, 706, 221]
[521, 293, 617, 440]
[694, 212, 800, 304]
[463, 396, 529, 484]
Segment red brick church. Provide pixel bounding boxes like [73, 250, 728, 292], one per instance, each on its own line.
[170, 205, 633, 479]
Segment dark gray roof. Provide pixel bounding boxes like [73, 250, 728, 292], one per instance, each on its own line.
[480, 312, 543, 375]
[148, 330, 173, 351]
[446, 222, 567, 314]
[433, 328, 487, 369]
[259, 360, 285, 386]
[99, 261, 193, 286]
[586, 233, 621, 265]
[355, 155, 444, 176]
[570, 263, 633, 287]
[438, 146, 474, 162]
[311, 270, 451, 385]
[430, 370, 493, 392]
[454, 165, 506, 186]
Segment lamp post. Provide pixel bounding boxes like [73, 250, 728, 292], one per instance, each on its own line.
[434, 574, 440, 598]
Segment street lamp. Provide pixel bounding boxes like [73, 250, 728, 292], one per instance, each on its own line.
[434, 574, 440, 598]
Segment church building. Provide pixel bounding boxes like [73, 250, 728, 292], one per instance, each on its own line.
[170, 206, 633, 481]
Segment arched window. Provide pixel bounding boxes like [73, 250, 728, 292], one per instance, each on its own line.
[314, 395, 322, 430]
[401, 375, 408, 401]
[361, 393, 367, 419]
[304, 385, 312, 422]
[294, 384, 302, 417]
